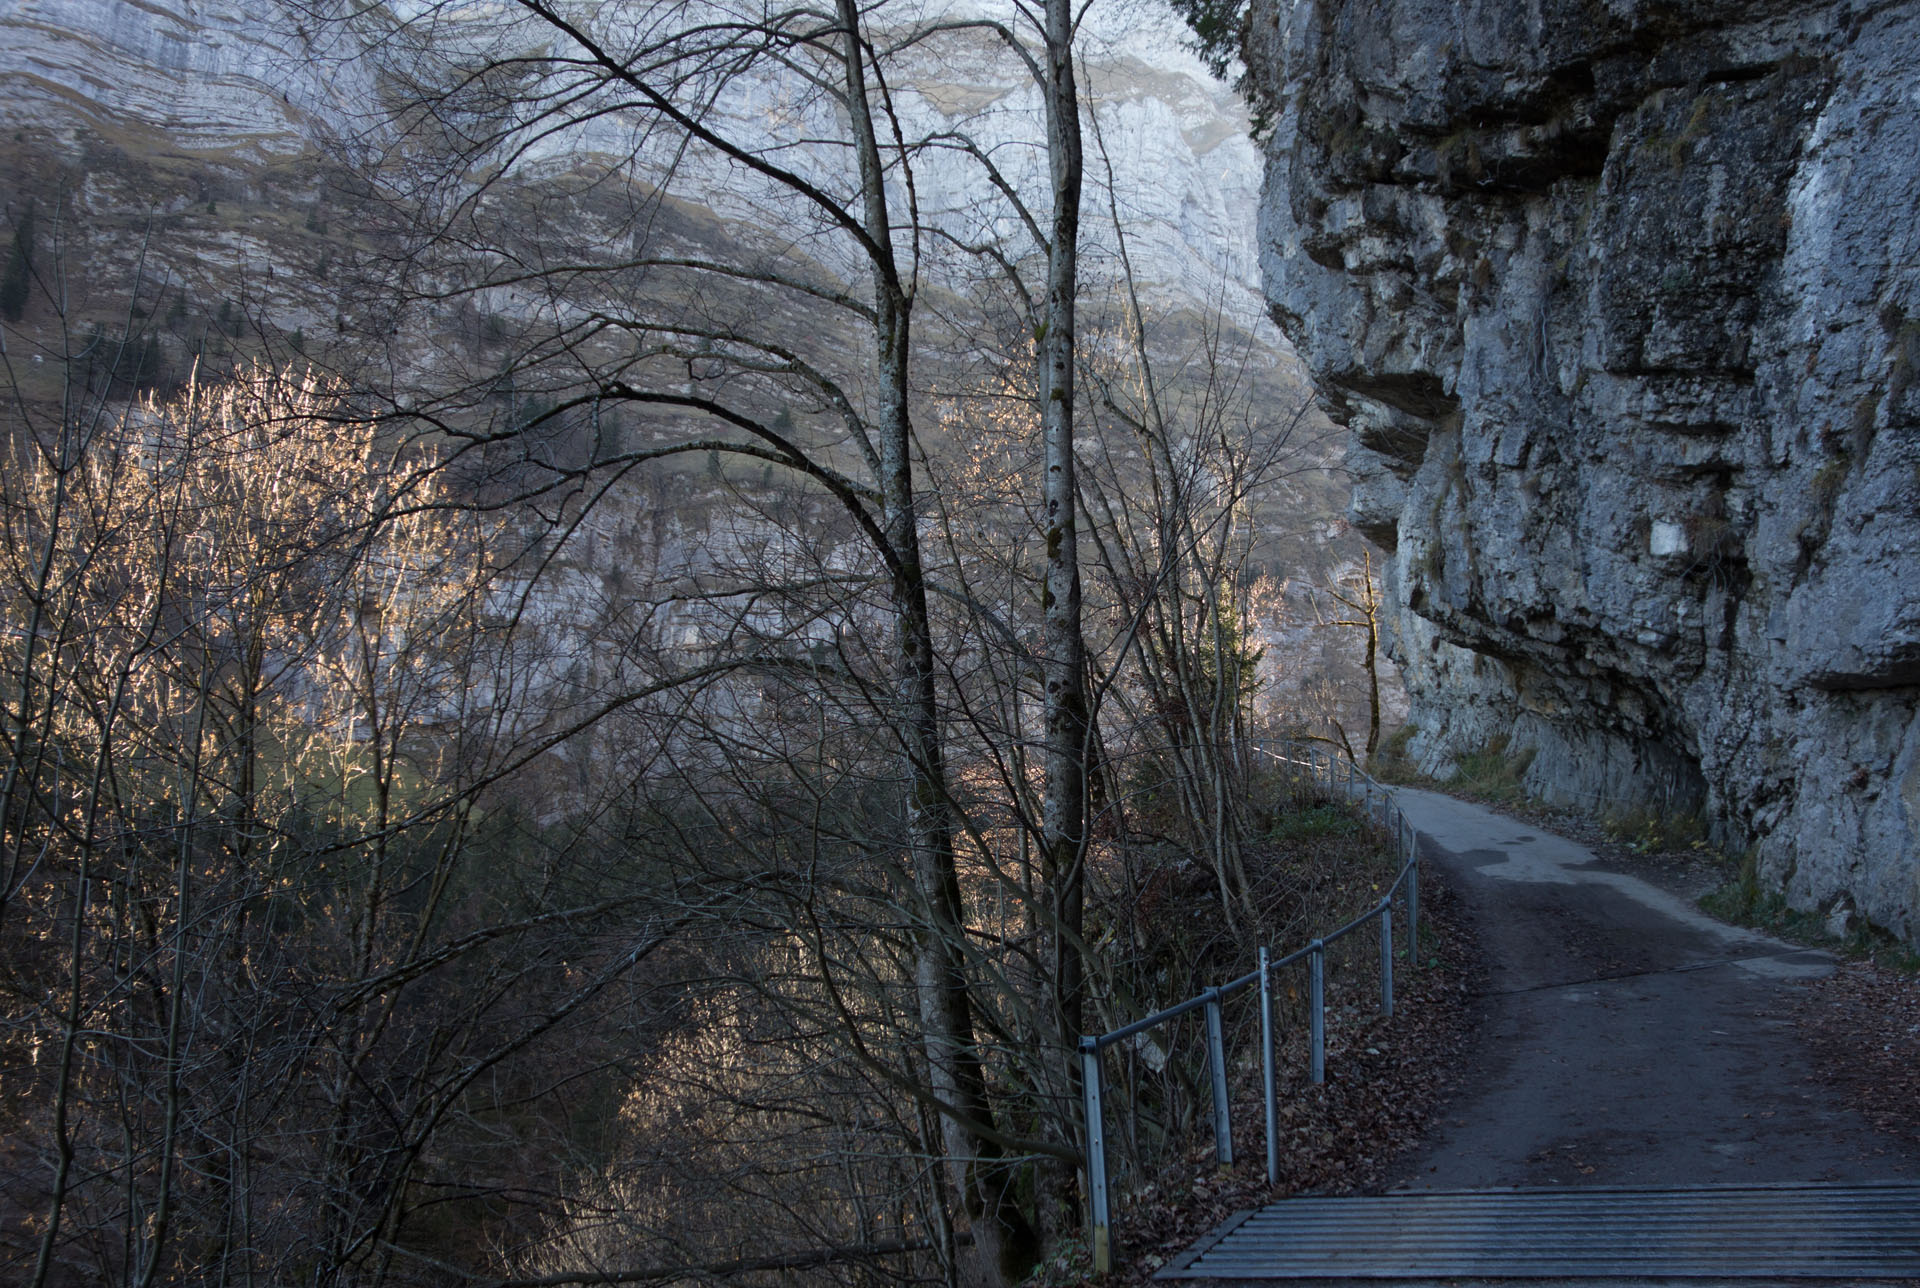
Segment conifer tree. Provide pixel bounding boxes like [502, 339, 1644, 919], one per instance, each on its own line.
[0, 204, 35, 323]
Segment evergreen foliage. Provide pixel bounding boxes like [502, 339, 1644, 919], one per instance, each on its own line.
[1166, 0, 1276, 137]
[0, 204, 35, 322]
[1168, 0, 1244, 81]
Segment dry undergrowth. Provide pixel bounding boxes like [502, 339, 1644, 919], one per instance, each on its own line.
[1034, 815, 1482, 1285]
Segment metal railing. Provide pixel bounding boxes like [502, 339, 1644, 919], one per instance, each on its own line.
[1078, 742, 1422, 1273]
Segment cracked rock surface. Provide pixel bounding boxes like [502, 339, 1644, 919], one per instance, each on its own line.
[1248, 0, 1920, 940]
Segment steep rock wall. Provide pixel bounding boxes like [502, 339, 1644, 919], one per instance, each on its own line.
[1250, 0, 1920, 940]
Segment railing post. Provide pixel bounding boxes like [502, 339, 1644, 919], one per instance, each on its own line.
[1308, 939, 1326, 1085]
[1081, 1038, 1110, 1274]
[1379, 900, 1394, 1017]
[1204, 991, 1232, 1166]
[1075, 745, 1437, 1270]
[1259, 946, 1277, 1184]
[1407, 852, 1420, 969]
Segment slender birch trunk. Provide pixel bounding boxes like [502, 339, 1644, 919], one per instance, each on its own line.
[837, 3, 1038, 1279]
[1037, 0, 1087, 1052]
[1037, 0, 1092, 1236]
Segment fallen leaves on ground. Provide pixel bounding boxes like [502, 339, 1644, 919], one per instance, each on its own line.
[1087, 859, 1484, 1287]
[1793, 962, 1920, 1145]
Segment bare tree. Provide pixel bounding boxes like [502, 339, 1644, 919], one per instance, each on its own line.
[1072, 112, 1318, 924]
[1311, 544, 1384, 762]
[0, 349, 742, 1286]
[301, 0, 1102, 1276]
[0, 1, 1330, 1280]
[1034, 0, 1092, 1151]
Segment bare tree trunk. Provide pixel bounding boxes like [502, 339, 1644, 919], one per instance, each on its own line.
[1361, 550, 1382, 760]
[1039, 0, 1086, 1055]
[1037, 0, 1089, 1239]
[1320, 546, 1383, 762]
[836, 3, 1036, 1279]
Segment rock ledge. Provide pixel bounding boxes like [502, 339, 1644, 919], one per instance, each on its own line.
[1249, 0, 1920, 942]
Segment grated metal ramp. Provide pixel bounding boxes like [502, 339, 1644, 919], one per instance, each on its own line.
[1159, 1183, 1920, 1280]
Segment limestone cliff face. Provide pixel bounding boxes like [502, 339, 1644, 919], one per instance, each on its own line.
[0, 0, 1273, 328]
[1250, 0, 1920, 939]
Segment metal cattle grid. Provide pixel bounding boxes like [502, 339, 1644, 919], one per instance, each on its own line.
[1158, 1181, 1920, 1279]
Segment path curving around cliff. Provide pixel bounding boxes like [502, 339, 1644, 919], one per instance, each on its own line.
[1384, 787, 1919, 1193]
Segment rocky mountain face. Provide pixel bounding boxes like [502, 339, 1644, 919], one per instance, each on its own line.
[1248, 0, 1920, 940]
[0, 2, 1398, 752]
[0, 0, 1274, 336]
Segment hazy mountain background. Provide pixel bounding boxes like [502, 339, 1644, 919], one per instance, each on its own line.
[0, 0, 1401, 748]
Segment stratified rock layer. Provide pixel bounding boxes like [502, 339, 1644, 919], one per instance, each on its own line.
[1250, 0, 1920, 940]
